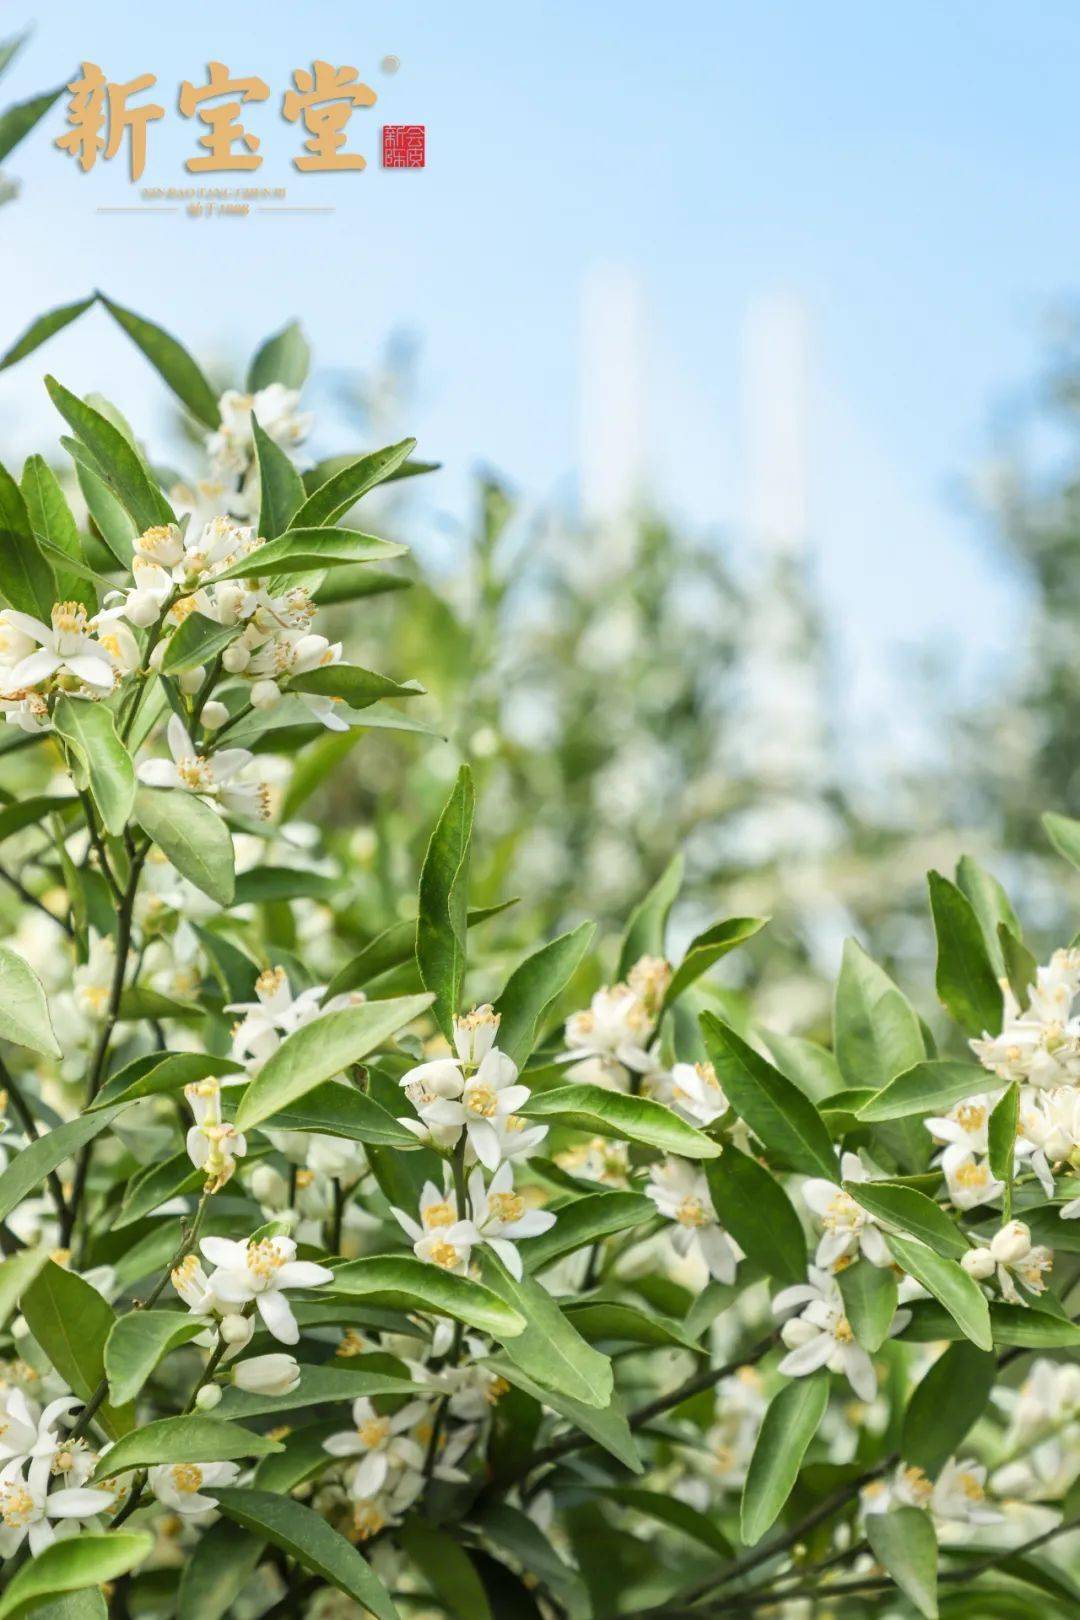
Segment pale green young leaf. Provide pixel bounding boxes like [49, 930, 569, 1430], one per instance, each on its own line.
[0, 1244, 49, 1332]
[234, 993, 432, 1130]
[52, 695, 135, 836]
[176, 1522, 264, 1620]
[701, 1014, 836, 1179]
[0, 84, 62, 166]
[865, 1506, 939, 1619]
[494, 921, 595, 1069]
[0, 942, 60, 1055]
[135, 784, 235, 906]
[741, 1371, 829, 1545]
[956, 854, 1021, 977]
[0, 1534, 154, 1620]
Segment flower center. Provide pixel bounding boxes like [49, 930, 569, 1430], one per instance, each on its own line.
[489, 1191, 525, 1223]
[353, 1501, 386, 1539]
[428, 1240, 460, 1269]
[822, 1191, 862, 1233]
[675, 1194, 708, 1228]
[247, 1238, 286, 1280]
[959, 1472, 984, 1501]
[833, 1315, 854, 1343]
[954, 1104, 986, 1132]
[0, 1484, 34, 1527]
[171, 1463, 204, 1493]
[51, 600, 86, 637]
[956, 1161, 988, 1189]
[465, 1084, 497, 1118]
[422, 1200, 456, 1230]
[177, 755, 214, 792]
[357, 1416, 391, 1449]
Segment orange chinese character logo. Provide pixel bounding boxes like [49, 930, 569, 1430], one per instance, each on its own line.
[282, 61, 375, 171]
[55, 62, 164, 181]
[178, 61, 269, 172]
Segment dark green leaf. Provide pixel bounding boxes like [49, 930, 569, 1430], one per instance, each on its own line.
[0, 297, 96, 373]
[884, 1233, 992, 1350]
[98, 295, 220, 429]
[494, 922, 595, 1069]
[988, 1082, 1020, 1185]
[247, 321, 310, 391]
[866, 1506, 938, 1619]
[902, 1340, 995, 1476]
[928, 871, 1003, 1038]
[701, 1014, 837, 1179]
[52, 695, 135, 836]
[846, 1181, 967, 1258]
[741, 1371, 829, 1544]
[837, 1259, 899, 1351]
[46, 375, 174, 532]
[291, 439, 418, 528]
[706, 1147, 806, 1285]
[22, 1260, 133, 1439]
[159, 612, 242, 674]
[416, 764, 473, 1041]
[252, 413, 305, 538]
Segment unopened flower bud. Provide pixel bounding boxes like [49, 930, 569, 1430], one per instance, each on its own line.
[961, 1246, 995, 1280]
[990, 1220, 1032, 1265]
[249, 1163, 289, 1209]
[222, 642, 250, 674]
[220, 1313, 252, 1346]
[179, 665, 205, 695]
[780, 1317, 817, 1350]
[232, 1353, 300, 1396]
[195, 1382, 222, 1411]
[148, 640, 167, 672]
[201, 700, 229, 730]
[250, 678, 280, 710]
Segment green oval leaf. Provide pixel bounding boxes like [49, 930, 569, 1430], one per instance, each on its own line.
[865, 1506, 939, 1619]
[846, 1180, 967, 1259]
[22, 1259, 134, 1440]
[53, 695, 135, 837]
[99, 295, 221, 430]
[330, 1256, 526, 1339]
[104, 1309, 206, 1405]
[0, 1104, 123, 1223]
[0, 1533, 153, 1620]
[211, 1487, 399, 1620]
[928, 870, 1003, 1038]
[494, 921, 595, 1070]
[884, 1233, 992, 1350]
[292, 439, 417, 528]
[741, 1370, 829, 1545]
[706, 1146, 807, 1285]
[0, 942, 60, 1056]
[858, 1060, 989, 1123]
[91, 1414, 283, 1480]
[902, 1340, 995, 1477]
[234, 993, 432, 1131]
[701, 1014, 836, 1178]
[135, 784, 235, 906]
[520, 1082, 721, 1160]
[205, 527, 407, 584]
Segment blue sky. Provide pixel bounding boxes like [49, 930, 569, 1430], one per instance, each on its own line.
[1, 0, 1077, 746]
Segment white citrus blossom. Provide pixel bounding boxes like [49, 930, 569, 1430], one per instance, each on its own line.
[199, 1233, 333, 1343]
[72, 930, 116, 1022]
[773, 1267, 881, 1403]
[645, 1158, 742, 1282]
[420, 1048, 531, 1171]
[961, 1220, 1053, 1305]
[942, 1149, 1005, 1211]
[971, 951, 1080, 1089]
[137, 713, 270, 820]
[0, 1454, 114, 1556]
[148, 1459, 240, 1517]
[322, 1396, 428, 1496]
[231, 1353, 301, 1396]
[563, 981, 656, 1080]
[391, 1183, 480, 1274]
[801, 1152, 891, 1270]
[659, 1059, 730, 1127]
[453, 1004, 502, 1067]
[928, 1456, 1001, 1527]
[185, 1077, 247, 1192]
[227, 965, 325, 1067]
[466, 1162, 556, 1279]
[0, 1390, 81, 1465]
[0, 603, 115, 696]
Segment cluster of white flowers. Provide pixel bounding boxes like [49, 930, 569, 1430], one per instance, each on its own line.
[0, 601, 126, 731]
[394, 1005, 555, 1276]
[171, 1230, 332, 1347]
[175, 383, 313, 531]
[0, 1389, 114, 1556]
[774, 1267, 902, 1403]
[861, 1455, 1001, 1537]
